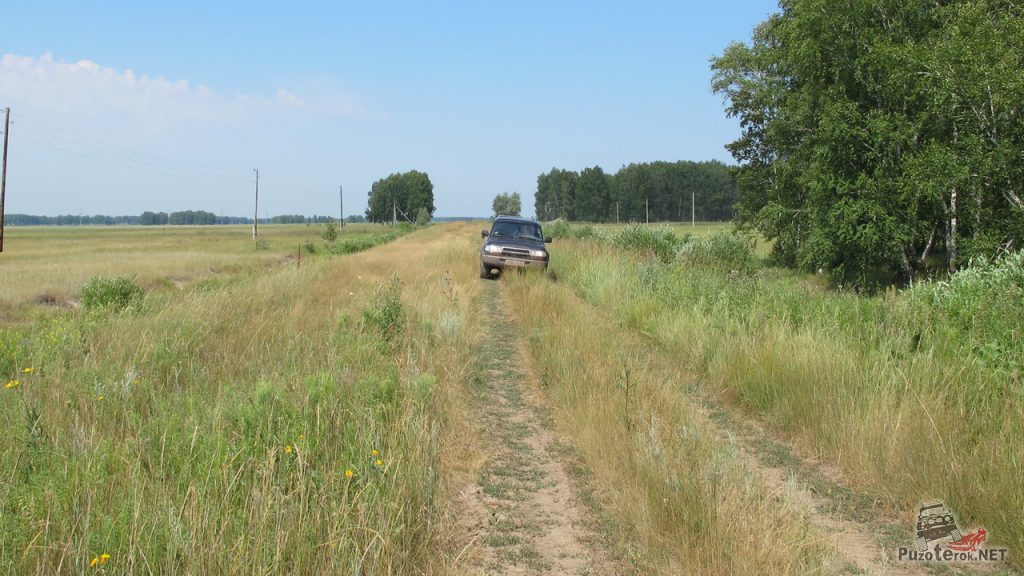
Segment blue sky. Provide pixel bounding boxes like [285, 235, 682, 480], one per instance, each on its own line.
[0, 1, 779, 218]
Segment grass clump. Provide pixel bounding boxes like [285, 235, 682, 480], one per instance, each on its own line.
[80, 275, 144, 312]
[610, 224, 681, 262]
[901, 250, 1024, 374]
[676, 230, 759, 275]
[362, 276, 404, 341]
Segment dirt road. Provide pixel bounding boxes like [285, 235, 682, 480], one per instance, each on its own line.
[453, 282, 619, 575]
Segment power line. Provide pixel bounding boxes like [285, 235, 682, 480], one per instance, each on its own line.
[13, 120, 247, 181]
[15, 132, 249, 183]
[14, 113, 241, 176]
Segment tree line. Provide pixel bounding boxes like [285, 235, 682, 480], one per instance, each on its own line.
[7, 213, 344, 226]
[712, 0, 1024, 284]
[534, 161, 738, 222]
[365, 170, 435, 224]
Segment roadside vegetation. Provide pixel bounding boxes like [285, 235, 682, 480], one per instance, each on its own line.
[534, 221, 1022, 568]
[0, 224, 480, 574]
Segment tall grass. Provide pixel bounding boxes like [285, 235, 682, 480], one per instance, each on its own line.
[503, 273, 841, 574]
[0, 225, 481, 574]
[552, 227, 1024, 565]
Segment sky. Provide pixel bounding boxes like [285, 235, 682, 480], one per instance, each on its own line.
[0, 1, 780, 219]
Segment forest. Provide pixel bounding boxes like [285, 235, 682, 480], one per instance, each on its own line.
[534, 160, 738, 223]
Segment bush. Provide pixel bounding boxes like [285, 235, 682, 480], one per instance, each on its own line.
[321, 222, 339, 243]
[362, 276, 404, 341]
[81, 275, 144, 312]
[416, 207, 431, 226]
[902, 250, 1024, 373]
[546, 219, 572, 239]
[676, 231, 759, 274]
[612, 225, 681, 263]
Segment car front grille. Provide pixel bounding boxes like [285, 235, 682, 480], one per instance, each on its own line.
[502, 247, 531, 259]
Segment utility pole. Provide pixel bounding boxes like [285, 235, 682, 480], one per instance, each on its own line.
[392, 198, 397, 226]
[645, 197, 649, 224]
[339, 185, 344, 227]
[0, 107, 9, 253]
[252, 168, 259, 239]
[616, 201, 619, 224]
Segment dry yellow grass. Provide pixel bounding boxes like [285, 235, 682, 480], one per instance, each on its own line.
[0, 222, 485, 574]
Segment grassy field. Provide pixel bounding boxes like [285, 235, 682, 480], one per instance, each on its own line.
[0, 223, 393, 323]
[1, 221, 1019, 574]
[0, 223, 482, 574]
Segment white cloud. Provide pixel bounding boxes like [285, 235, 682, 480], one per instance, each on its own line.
[0, 53, 348, 126]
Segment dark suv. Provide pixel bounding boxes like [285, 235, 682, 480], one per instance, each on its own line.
[480, 216, 552, 278]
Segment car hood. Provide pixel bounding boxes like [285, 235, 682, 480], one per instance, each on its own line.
[484, 237, 546, 250]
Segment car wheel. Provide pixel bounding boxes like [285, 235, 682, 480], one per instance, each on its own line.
[479, 262, 489, 279]
[915, 536, 928, 553]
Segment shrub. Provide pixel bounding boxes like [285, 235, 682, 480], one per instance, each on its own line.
[81, 275, 144, 312]
[321, 222, 339, 243]
[362, 276, 404, 341]
[612, 225, 681, 262]
[546, 219, 572, 239]
[415, 207, 431, 226]
[676, 231, 759, 274]
[902, 250, 1024, 373]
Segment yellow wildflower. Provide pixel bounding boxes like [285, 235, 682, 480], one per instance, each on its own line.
[90, 557, 98, 567]
[375, 458, 383, 467]
[97, 396, 105, 401]
[285, 445, 293, 454]
[99, 553, 111, 564]
[299, 434, 305, 440]
[344, 468, 354, 479]
[5, 380, 18, 389]
[22, 367, 33, 374]
[371, 449, 379, 457]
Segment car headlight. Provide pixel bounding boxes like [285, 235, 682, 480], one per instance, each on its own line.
[484, 244, 502, 254]
[530, 249, 547, 258]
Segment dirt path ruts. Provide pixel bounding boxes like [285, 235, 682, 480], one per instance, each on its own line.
[453, 282, 617, 575]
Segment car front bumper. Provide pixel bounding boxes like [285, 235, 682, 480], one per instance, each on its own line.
[481, 254, 548, 270]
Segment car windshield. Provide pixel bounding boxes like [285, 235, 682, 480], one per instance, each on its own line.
[490, 221, 542, 240]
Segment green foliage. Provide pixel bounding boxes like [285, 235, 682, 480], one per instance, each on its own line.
[902, 250, 1024, 373]
[167, 210, 217, 225]
[676, 231, 759, 275]
[611, 225, 682, 263]
[415, 206, 431, 226]
[491, 192, 522, 218]
[325, 225, 412, 256]
[545, 219, 573, 239]
[80, 275, 144, 312]
[362, 276, 404, 341]
[365, 170, 435, 223]
[712, 0, 1024, 284]
[321, 221, 339, 243]
[302, 241, 317, 254]
[536, 161, 737, 222]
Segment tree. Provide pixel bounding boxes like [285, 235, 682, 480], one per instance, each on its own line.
[415, 206, 431, 226]
[365, 170, 436, 223]
[711, 0, 1024, 284]
[492, 192, 521, 218]
[535, 162, 737, 223]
